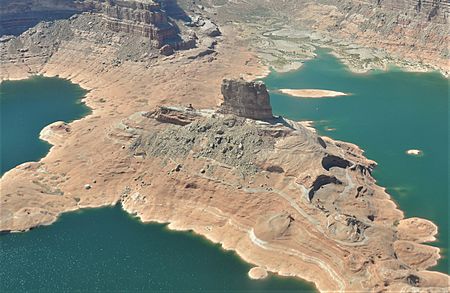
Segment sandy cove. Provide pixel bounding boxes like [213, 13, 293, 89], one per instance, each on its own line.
[1, 15, 449, 293]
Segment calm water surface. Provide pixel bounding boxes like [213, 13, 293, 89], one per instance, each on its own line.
[264, 49, 449, 273]
[0, 76, 316, 292]
[0, 76, 89, 175]
[1, 205, 315, 292]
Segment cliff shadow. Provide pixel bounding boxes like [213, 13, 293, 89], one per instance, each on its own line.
[0, 9, 82, 36]
[269, 116, 296, 129]
[156, 0, 191, 22]
[155, 0, 196, 49]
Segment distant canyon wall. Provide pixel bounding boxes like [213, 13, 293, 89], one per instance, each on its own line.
[370, 0, 449, 23]
[323, 0, 450, 67]
[0, 0, 179, 47]
[238, 0, 449, 71]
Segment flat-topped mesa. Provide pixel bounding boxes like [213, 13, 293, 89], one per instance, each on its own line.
[92, 0, 177, 48]
[219, 79, 273, 121]
[0, 0, 183, 48]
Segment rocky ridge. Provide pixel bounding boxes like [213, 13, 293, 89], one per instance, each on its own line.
[0, 0, 200, 50]
[90, 80, 450, 292]
[0, 0, 225, 80]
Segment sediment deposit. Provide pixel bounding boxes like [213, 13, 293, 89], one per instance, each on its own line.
[278, 89, 349, 98]
[0, 0, 449, 292]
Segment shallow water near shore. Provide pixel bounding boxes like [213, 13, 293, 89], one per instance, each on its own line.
[0, 77, 316, 291]
[264, 49, 449, 273]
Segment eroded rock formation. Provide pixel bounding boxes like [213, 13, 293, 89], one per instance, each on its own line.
[0, 0, 229, 78]
[219, 78, 273, 121]
[0, 0, 193, 48]
[92, 0, 179, 48]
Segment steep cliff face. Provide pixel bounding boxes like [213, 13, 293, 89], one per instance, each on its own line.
[327, 0, 449, 38]
[0, 0, 185, 48]
[325, 0, 450, 68]
[91, 0, 179, 47]
[371, 0, 449, 23]
[219, 79, 273, 121]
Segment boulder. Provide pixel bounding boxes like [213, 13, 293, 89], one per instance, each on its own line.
[201, 20, 221, 37]
[159, 44, 174, 56]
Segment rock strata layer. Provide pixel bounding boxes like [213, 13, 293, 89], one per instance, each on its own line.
[0, 0, 193, 49]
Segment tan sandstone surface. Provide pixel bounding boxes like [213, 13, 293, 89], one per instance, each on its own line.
[0, 1, 449, 292]
[248, 267, 269, 280]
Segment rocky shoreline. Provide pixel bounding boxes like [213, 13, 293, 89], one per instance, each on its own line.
[190, 0, 449, 77]
[1, 1, 449, 292]
[2, 74, 448, 291]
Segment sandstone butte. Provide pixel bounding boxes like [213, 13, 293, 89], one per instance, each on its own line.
[0, 0, 449, 292]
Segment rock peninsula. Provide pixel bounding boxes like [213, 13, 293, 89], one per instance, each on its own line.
[0, 0, 449, 292]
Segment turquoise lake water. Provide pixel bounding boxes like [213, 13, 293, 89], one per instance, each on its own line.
[0, 205, 315, 292]
[264, 49, 449, 274]
[0, 77, 316, 292]
[0, 76, 89, 175]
